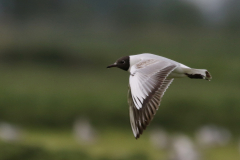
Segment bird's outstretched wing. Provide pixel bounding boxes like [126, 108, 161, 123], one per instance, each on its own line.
[128, 59, 177, 139]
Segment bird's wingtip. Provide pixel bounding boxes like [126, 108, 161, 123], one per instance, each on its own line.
[205, 71, 212, 81]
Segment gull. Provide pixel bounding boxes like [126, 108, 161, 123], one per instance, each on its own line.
[107, 53, 212, 139]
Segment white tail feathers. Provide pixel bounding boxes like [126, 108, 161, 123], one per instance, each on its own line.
[185, 69, 212, 81]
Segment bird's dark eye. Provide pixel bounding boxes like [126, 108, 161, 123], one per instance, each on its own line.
[120, 60, 125, 64]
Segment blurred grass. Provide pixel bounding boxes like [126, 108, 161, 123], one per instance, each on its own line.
[0, 2, 240, 159]
[0, 25, 239, 159]
[1, 128, 240, 160]
[23, 128, 164, 160]
[0, 29, 240, 132]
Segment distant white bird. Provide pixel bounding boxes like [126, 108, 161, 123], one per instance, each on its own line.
[195, 125, 231, 148]
[149, 127, 169, 149]
[0, 122, 22, 142]
[170, 135, 201, 160]
[107, 53, 212, 139]
[73, 118, 97, 144]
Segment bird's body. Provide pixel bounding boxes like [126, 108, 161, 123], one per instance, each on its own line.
[129, 53, 209, 79]
[107, 53, 211, 139]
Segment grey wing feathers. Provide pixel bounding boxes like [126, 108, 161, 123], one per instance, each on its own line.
[128, 65, 176, 139]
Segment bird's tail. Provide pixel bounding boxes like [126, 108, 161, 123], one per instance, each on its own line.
[185, 68, 212, 81]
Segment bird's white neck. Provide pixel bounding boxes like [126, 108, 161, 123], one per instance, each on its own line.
[128, 55, 142, 72]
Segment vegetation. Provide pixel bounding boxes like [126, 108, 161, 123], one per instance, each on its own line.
[0, 128, 240, 160]
[0, 29, 240, 133]
[0, 3, 240, 157]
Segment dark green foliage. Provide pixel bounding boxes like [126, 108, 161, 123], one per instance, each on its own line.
[0, 142, 52, 160]
[0, 142, 149, 160]
[0, 29, 239, 133]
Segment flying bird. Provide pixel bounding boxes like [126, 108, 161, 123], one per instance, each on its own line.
[107, 53, 211, 139]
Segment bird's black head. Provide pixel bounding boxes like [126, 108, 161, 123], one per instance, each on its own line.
[107, 56, 130, 71]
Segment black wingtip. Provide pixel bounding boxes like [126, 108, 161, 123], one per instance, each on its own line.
[205, 71, 212, 81]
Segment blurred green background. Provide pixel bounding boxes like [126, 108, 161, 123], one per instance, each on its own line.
[0, 0, 240, 160]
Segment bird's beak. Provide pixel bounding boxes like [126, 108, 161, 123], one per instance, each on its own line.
[107, 63, 117, 68]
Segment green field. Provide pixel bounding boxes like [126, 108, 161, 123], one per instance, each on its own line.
[0, 28, 240, 160]
[1, 128, 240, 160]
